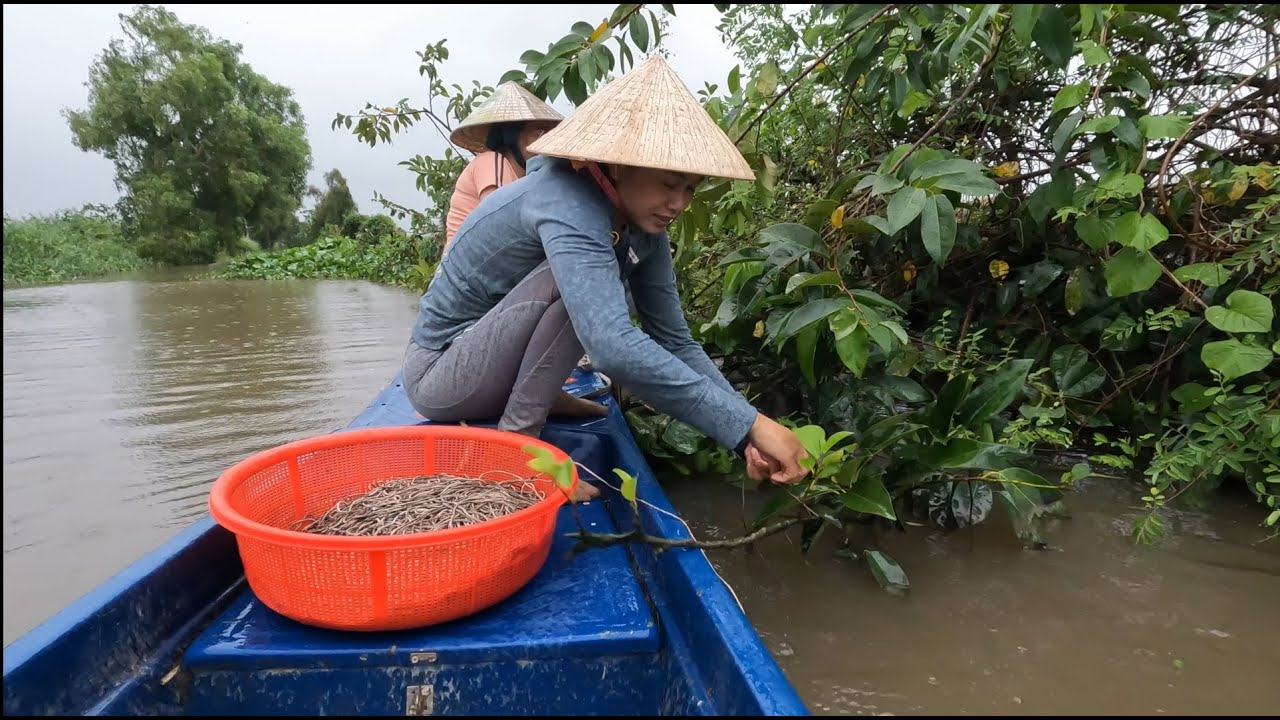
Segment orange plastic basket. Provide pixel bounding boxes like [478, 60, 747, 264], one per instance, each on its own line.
[207, 425, 576, 632]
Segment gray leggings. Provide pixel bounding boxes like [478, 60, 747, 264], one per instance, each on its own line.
[403, 263, 584, 438]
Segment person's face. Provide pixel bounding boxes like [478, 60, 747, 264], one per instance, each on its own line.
[611, 166, 702, 234]
[517, 122, 559, 158]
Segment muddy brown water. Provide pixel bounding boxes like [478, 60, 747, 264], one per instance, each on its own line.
[664, 475, 1279, 715]
[4, 273, 1278, 714]
[3, 272, 421, 646]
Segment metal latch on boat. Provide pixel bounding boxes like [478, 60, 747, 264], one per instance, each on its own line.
[405, 685, 434, 716]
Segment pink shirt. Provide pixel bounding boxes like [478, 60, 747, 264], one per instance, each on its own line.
[444, 151, 523, 251]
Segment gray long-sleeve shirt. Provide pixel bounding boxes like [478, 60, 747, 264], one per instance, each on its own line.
[410, 155, 757, 449]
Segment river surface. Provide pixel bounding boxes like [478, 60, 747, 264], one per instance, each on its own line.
[4, 273, 1278, 714]
[665, 475, 1280, 715]
[3, 271, 422, 646]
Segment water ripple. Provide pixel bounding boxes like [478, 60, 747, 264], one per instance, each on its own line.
[3, 276, 421, 644]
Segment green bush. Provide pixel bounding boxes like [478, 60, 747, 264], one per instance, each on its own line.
[3, 209, 148, 286]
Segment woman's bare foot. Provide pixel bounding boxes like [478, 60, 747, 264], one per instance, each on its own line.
[550, 391, 609, 418]
[571, 480, 601, 502]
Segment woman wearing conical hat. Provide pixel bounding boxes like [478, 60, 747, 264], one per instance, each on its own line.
[404, 56, 809, 499]
[442, 82, 563, 254]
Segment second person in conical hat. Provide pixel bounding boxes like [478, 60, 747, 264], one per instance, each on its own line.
[403, 56, 809, 498]
[442, 82, 563, 254]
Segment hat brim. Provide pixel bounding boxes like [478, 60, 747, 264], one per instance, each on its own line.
[525, 57, 756, 182]
[448, 82, 564, 155]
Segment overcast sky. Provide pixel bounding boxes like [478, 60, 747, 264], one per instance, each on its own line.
[2, 4, 743, 219]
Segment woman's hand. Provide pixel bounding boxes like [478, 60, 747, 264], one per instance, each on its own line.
[744, 414, 809, 484]
[744, 444, 779, 482]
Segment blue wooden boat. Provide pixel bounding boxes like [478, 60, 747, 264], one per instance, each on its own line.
[3, 369, 809, 716]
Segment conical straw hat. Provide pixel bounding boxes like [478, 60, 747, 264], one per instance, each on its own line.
[527, 56, 755, 181]
[450, 82, 564, 154]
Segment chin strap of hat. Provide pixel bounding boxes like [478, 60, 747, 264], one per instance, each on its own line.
[572, 159, 635, 277]
[572, 160, 624, 218]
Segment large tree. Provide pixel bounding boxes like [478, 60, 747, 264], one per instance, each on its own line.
[307, 169, 358, 241]
[65, 5, 312, 265]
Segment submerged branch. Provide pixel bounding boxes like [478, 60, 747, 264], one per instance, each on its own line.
[568, 517, 807, 550]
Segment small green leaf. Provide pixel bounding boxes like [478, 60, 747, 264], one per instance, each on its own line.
[661, 420, 702, 454]
[1201, 340, 1273, 381]
[563, 66, 588, 105]
[1064, 268, 1086, 316]
[524, 445, 575, 490]
[871, 174, 905, 195]
[803, 199, 840, 233]
[841, 473, 897, 521]
[868, 320, 905, 353]
[613, 468, 638, 505]
[1171, 382, 1214, 412]
[1104, 250, 1162, 297]
[829, 306, 860, 340]
[756, 60, 780, 97]
[780, 298, 851, 341]
[1075, 216, 1115, 249]
[1139, 113, 1191, 139]
[1173, 263, 1230, 288]
[1113, 117, 1143, 147]
[785, 271, 842, 294]
[824, 430, 855, 454]
[1032, 5, 1074, 69]
[1080, 39, 1111, 66]
[920, 194, 957, 264]
[850, 289, 905, 314]
[948, 3, 999, 63]
[1051, 344, 1106, 397]
[727, 64, 741, 94]
[927, 375, 972, 438]
[577, 46, 598, 85]
[1097, 171, 1146, 198]
[759, 222, 826, 253]
[1051, 82, 1090, 114]
[910, 158, 986, 182]
[933, 171, 1001, 197]
[1074, 115, 1120, 135]
[864, 550, 910, 596]
[836, 324, 870, 377]
[1012, 4, 1043, 44]
[1113, 66, 1151, 99]
[899, 90, 931, 117]
[793, 425, 828, 464]
[1053, 111, 1085, 156]
[797, 324, 819, 386]
[958, 358, 1035, 426]
[997, 486, 1049, 549]
[887, 187, 927, 234]
[1114, 212, 1168, 252]
[499, 69, 528, 84]
[629, 13, 650, 52]
[1204, 290, 1274, 334]
[1019, 259, 1064, 299]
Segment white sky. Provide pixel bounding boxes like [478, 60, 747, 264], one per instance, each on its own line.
[2, 3, 741, 218]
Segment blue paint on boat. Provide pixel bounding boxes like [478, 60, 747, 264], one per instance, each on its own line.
[3, 369, 808, 715]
